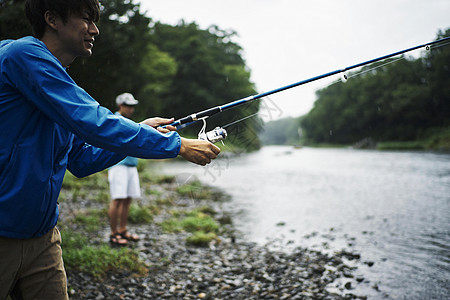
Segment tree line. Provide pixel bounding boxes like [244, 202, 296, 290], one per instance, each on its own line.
[0, 0, 261, 150]
[301, 29, 450, 146]
[261, 29, 450, 148]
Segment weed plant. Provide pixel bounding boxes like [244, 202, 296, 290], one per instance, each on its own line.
[60, 228, 147, 279]
[128, 203, 154, 224]
[160, 208, 219, 246]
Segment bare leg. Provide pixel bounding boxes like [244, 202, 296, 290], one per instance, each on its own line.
[118, 197, 139, 241]
[118, 197, 131, 233]
[109, 199, 127, 245]
[109, 199, 120, 234]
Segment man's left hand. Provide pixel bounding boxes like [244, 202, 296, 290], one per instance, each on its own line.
[140, 117, 177, 133]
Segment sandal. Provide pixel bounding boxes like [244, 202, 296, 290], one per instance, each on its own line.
[119, 230, 140, 242]
[109, 233, 128, 246]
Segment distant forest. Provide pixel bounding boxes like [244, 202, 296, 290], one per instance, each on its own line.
[261, 28, 450, 150]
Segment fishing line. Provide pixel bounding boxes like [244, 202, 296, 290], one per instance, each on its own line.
[168, 36, 450, 143]
[428, 40, 450, 50]
[222, 112, 260, 129]
[327, 40, 450, 87]
[328, 56, 406, 86]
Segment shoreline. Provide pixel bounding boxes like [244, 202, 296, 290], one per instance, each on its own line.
[59, 170, 368, 299]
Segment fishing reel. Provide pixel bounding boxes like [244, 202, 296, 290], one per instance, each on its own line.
[198, 119, 227, 144]
[199, 127, 227, 143]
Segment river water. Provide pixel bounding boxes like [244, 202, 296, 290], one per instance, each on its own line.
[157, 146, 450, 299]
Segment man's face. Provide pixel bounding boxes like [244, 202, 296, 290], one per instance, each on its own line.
[119, 105, 136, 118]
[56, 10, 99, 58]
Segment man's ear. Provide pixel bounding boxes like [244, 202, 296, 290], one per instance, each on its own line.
[44, 10, 58, 30]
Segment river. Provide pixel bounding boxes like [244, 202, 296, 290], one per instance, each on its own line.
[156, 146, 450, 299]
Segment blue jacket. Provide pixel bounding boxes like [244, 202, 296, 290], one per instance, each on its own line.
[113, 112, 139, 167]
[0, 37, 181, 238]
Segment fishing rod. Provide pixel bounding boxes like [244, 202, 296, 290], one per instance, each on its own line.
[170, 36, 450, 143]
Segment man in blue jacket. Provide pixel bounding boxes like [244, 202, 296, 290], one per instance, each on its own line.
[0, 0, 220, 299]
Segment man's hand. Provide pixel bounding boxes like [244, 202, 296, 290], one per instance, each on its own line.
[179, 137, 221, 166]
[140, 117, 177, 133]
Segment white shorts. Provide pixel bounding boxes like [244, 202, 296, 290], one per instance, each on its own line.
[108, 165, 141, 200]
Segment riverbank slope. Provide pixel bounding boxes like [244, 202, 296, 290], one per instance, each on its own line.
[58, 164, 367, 299]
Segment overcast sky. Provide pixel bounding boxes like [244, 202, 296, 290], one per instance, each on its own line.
[139, 0, 450, 121]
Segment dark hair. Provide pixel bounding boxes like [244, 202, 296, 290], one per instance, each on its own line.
[25, 0, 100, 38]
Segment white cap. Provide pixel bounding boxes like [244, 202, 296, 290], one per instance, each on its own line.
[116, 93, 139, 106]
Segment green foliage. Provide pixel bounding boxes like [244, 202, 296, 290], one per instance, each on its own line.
[181, 213, 219, 233]
[195, 205, 217, 216]
[73, 208, 107, 232]
[61, 229, 147, 279]
[160, 217, 181, 233]
[0, 0, 261, 150]
[376, 141, 425, 150]
[376, 126, 450, 151]
[175, 180, 227, 201]
[302, 29, 450, 146]
[423, 127, 450, 150]
[61, 170, 109, 203]
[176, 180, 206, 197]
[128, 203, 154, 224]
[0, 0, 31, 40]
[63, 243, 146, 278]
[160, 208, 219, 246]
[62, 170, 108, 189]
[151, 22, 261, 149]
[186, 231, 217, 246]
[60, 223, 147, 279]
[61, 229, 90, 249]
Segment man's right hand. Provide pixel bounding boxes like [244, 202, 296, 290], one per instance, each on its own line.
[178, 137, 221, 166]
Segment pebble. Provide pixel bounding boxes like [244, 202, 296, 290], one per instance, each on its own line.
[60, 180, 368, 300]
[67, 228, 367, 299]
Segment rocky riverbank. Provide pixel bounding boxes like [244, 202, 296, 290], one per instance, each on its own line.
[59, 171, 368, 299]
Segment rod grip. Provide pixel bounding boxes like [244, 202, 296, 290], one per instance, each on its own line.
[196, 107, 222, 119]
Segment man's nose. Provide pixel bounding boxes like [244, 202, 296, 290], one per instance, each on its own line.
[89, 22, 99, 36]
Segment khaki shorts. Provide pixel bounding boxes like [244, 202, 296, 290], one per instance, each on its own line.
[0, 227, 68, 300]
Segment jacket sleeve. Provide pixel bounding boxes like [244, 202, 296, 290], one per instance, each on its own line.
[67, 135, 126, 178]
[4, 39, 181, 159]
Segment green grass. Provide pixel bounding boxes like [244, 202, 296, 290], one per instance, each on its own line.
[61, 170, 110, 203]
[161, 208, 219, 233]
[376, 140, 425, 150]
[128, 203, 154, 224]
[181, 213, 219, 233]
[160, 208, 220, 246]
[176, 180, 229, 201]
[186, 231, 218, 246]
[72, 209, 106, 232]
[176, 181, 207, 197]
[377, 127, 450, 151]
[58, 204, 151, 279]
[61, 229, 147, 279]
[62, 170, 108, 190]
[60, 220, 148, 279]
[423, 127, 450, 151]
